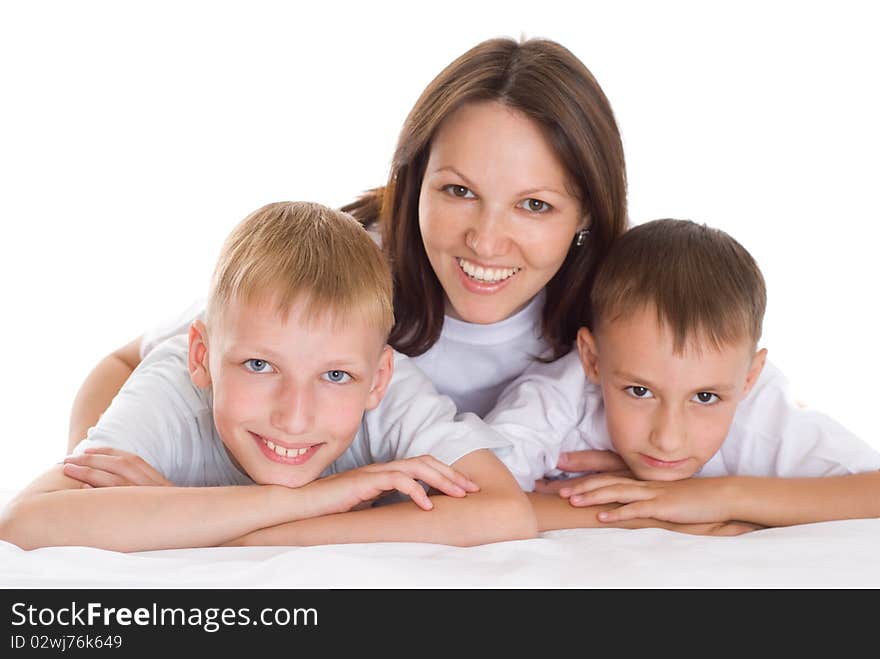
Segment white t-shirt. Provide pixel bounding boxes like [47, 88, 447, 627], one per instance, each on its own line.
[140, 291, 550, 418]
[80, 335, 511, 486]
[484, 351, 880, 491]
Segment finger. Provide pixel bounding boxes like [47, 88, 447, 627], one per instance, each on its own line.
[405, 463, 468, 498]
[405, 456, 479, 492]
[62, 463, 126, 488]
[64, 454, 143, 484]
[383, 473, 434, 511]
[374, 459, 469, 497]
[559, 474, 636, 498]
[556, 450, 627, 473]
[569, 484, 653, 508]
[596, 500, 656, 522]
[714, 522, 763, 536]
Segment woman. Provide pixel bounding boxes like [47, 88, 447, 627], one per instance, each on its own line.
[68, 36, 628, 452]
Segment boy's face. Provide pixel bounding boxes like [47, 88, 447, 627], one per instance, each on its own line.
[577, 306, 766, 481]
[188, 296, 393, 488]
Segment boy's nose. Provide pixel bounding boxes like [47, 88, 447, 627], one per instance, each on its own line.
[649, 404, 686, 456]
[270, 383, 314, 436]
[465, 206, 510, 259]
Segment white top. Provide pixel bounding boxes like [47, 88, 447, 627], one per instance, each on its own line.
[484, 351, 880, 491]
[81, 335, 510, 486]
[140, 291, 550, 417]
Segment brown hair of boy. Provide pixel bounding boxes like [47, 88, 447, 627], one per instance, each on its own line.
[591, 219, 766, 353]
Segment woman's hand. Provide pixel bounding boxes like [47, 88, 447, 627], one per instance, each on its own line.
[533, 449, 628, 493]
[308, 455, 480, 514]
[62, 447, 172, 487]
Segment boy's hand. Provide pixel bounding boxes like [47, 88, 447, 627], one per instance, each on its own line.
[62, 447, 172, 488]
[558, 473, 736, 525]
[311, 456, 480, 514]
[533, 450, 628, 493]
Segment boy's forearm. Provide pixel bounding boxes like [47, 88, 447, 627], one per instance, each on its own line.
[227, 450, 538, 547]
[227, 489, 536, 547]
[726, 472, 880, 526]
[0, 477, 324, 552]
[528, 493, 748, 536]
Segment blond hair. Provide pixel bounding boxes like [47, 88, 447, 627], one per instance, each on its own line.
[591, 219, 766, 352]
[207, 201, 393, 336]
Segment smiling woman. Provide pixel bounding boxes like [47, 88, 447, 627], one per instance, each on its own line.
[418, 101, 587, 325]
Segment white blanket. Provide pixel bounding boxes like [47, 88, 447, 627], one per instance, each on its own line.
[3, 487, 880, 588]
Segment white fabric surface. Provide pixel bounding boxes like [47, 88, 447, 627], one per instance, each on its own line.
[2, 490, 879, 588]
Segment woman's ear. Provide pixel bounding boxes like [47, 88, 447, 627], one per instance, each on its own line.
[365, 345, 395, 410]
[576, 326, 601, 384]
[188, 320, 212, 388]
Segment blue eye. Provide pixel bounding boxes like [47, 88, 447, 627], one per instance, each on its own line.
[244, 359, 274, 373]
[692, 392, 719, 405]
[323, 370, 352, 384]
[626, 386, 653, 399]
[444, 184, 475, 199]
[518, 198, 552, 213]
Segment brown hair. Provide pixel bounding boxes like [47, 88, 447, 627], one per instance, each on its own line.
[591, 219, 766, 352]
[207, 201, 394, 337]
[342, 37, 627, 359]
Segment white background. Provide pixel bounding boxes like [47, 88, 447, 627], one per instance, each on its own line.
[0, 1, 877, 490]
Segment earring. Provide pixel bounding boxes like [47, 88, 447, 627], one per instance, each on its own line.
[575, 228, 590, 247]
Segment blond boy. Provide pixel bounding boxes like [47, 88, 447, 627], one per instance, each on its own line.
[0, 202, 535, 551]
[487, 219, 880, 531]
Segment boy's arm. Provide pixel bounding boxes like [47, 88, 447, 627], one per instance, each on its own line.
[527, 492, 760, 536]
[0, 465, 333, 551]
[224, 449, 538, 547]
[0, 457, 479, 551]
[568, 472, 880, 527]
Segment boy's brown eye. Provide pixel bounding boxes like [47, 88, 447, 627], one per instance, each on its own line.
[628, 386, 651, 398]
[694, 392, 719, 404]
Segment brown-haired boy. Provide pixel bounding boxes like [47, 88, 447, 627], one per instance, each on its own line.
[487, 219, 880, 532]
[0, 202, 536, 551]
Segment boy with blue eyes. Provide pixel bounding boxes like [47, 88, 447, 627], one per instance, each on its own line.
[0, 202, 535, 551]
[486, 219, 880, 532]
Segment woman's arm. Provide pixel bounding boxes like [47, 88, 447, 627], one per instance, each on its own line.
[225, 449, 538, 547]
[67, 337, 142, 452]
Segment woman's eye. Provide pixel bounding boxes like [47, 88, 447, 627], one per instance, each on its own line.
[244, 359, 274, 373]
[323, 370, 352, 384]
[518, 198, 552, 213]
[692, 392, 719, 405]
[626, 386, 653, 399]
[444, 184, 475, 199]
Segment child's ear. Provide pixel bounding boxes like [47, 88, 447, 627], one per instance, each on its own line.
[365, 345, 394, 410]
[741, 347, 768, 398]
[576, 326, 601, 384]
[188, 320, 212, 388]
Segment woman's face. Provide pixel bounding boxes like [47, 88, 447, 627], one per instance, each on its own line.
[418, 100, 585, 324]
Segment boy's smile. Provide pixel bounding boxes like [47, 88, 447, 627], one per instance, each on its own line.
[577, 306, 766, 481]
[188, 296, 393, 488]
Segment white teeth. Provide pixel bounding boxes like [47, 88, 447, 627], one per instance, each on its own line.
[263, 439, 309, 458]
[457, 258, 520, 283]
